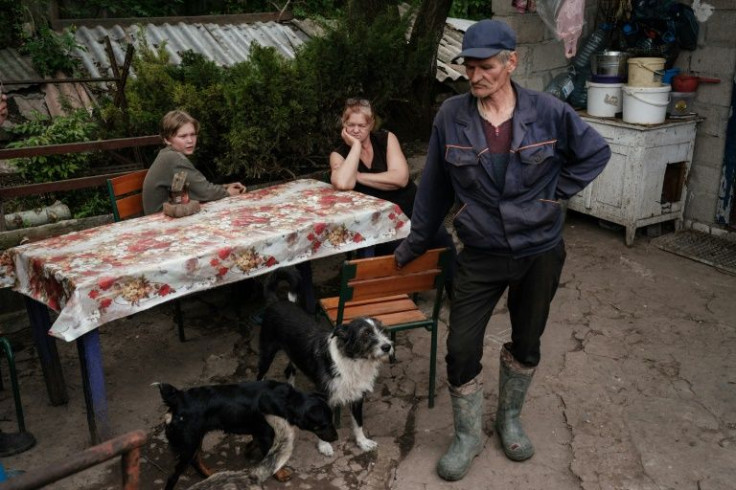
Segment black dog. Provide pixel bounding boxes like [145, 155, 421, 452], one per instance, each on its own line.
[157, 379, 337, 490]
[262, 265, 302, 305]
[257, 296, 393, 457]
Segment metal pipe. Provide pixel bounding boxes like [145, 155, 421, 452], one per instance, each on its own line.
[0, 430, 147, 490]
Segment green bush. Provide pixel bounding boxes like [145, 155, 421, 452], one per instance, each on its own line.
[20, 25, 84, 77]
[58, 0, 184, 18]
[8, 110, 99, 182]
[449, 0, 494, 20]
[104, 10, 422, 185]
[6, 109, 110, 217]
[218, 45, 322, 180]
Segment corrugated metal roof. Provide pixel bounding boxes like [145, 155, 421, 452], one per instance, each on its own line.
[72, 16, 470, 84]
[436, 18, 469, 83]
[0, 49, 42, 92]
[1, 14, 471, 100]
[73, 21, 311, 79]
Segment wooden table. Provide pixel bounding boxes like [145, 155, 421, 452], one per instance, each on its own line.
[1, 179, 409, 443]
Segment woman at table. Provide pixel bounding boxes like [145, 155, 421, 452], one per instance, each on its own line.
[142, 110, 246, 215]
[329, 98, 456, 293]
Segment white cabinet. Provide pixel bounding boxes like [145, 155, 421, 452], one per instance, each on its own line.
[568, 117, 699, 246]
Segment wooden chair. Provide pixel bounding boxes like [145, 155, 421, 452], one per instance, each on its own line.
[319, 248, 451, 408]
[106, 169, 147, 221]
[106, 170, 186, 342]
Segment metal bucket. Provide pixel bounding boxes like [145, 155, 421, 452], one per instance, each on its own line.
[592, 51, 630, 77]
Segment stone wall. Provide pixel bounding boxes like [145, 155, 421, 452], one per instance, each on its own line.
[675, 0, 735, 234]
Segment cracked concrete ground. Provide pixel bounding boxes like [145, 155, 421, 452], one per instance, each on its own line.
[1, 211, 734, 490]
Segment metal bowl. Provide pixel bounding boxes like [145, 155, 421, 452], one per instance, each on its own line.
[592, 51, 630, 77]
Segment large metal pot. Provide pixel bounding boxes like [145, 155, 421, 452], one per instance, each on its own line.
[591, 51, 630, 77]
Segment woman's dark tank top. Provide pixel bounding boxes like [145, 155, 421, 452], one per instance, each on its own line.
[335, 131, 417, 218]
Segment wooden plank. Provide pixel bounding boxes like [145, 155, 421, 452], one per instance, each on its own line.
[348, 271, 439, 301]
[347, 248, 446, 280]
[321, 296, 417, 320]
[114, 194, 143, 221]
[0, 172, 134, 199]
[0, 135, 161, 160]
[319, 294, 409, 310]
[0, 215, 112, 249]
[324, 303, 427, 326]
[372, 310, 427, 326]
[109, 170, 147, 197]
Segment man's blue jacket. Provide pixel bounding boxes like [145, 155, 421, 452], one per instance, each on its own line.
[395, 82, 611, 264]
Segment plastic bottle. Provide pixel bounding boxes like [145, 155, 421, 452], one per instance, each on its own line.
[572, 25, 610, 71]
[635, 29, 657, 55]
[622, 22, 638, 37]
[568, 67, 590, 109]
[545, 69, 576, 101]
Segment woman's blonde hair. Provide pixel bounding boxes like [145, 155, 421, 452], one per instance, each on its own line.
[341, 98, 375, 129]
[160, 110, 200, 141]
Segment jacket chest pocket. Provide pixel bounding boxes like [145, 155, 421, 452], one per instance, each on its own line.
[518, 144, 556, 186]
[445, 146, 480, 190]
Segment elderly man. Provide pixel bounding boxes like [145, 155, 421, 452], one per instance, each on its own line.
[394, 19, 610, 480]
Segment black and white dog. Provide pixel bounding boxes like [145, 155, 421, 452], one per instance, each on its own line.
[157, 379, 337, 490]
[257, 272, 394, 456]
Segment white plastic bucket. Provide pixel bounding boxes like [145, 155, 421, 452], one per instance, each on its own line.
[622, 84, 671, 124]
[586, 81, 623, 117]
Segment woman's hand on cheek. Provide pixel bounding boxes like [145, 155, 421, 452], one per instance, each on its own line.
[341, 127, 359, 147]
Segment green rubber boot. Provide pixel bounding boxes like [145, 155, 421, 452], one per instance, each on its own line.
[495, 344, 535, 461]
[437, 377, 484, 481]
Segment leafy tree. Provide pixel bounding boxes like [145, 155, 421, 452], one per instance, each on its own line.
[408, 0, 454, 121]
[345, 0, 398, 27]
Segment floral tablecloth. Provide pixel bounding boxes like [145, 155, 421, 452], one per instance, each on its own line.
[0, 179, 410, 341]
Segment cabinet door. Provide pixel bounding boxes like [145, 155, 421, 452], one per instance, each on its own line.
[588, 143, 628, 218]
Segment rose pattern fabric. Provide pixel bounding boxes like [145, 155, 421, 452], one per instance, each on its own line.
[0, 180, 410, 341]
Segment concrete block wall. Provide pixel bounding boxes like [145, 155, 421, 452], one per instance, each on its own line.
[495, 1, 599, 92]
[495, 1, 735, 236]
[673, 1, 736, 231]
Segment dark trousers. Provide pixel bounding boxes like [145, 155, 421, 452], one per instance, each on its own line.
[446, 241, 566, 387]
